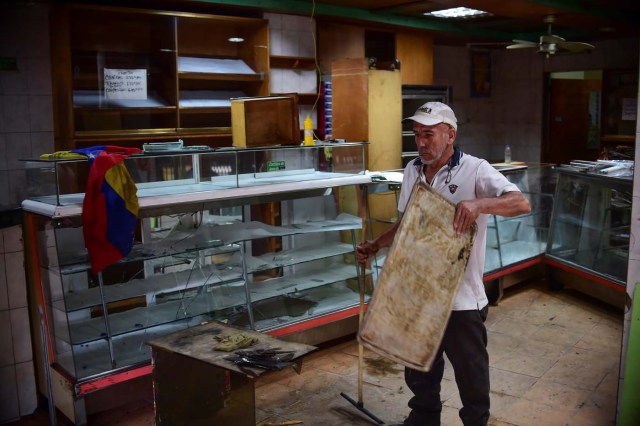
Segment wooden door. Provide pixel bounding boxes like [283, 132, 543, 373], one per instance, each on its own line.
[544, 78, 602, 165]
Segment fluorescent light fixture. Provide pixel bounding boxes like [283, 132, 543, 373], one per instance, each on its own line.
[228, 37, 244, 43]
[425, 7, 490, 19]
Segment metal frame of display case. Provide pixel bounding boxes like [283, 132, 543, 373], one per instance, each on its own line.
[22, 143, 371, 425]
[545, 167, 632, 294]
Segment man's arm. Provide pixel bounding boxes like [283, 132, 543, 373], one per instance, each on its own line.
[356, 214, 402, 264]
[454, 191, 531, 235]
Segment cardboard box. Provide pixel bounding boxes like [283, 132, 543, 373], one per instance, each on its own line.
[231, 96, 300, 147]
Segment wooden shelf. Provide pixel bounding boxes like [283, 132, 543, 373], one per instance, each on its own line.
[270, 55, 316, 69]
[601, 135, 635, 144]
[52, 4, 270, 151]
[178, 72, 263, 82]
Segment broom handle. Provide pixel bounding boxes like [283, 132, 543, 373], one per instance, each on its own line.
[357, 184, 369, 403]
[358, 262, 366, 403]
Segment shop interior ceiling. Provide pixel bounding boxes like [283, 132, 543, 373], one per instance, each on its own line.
[182, 0, 639, 47]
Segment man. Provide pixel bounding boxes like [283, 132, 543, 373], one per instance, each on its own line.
[356, 102, 531, 426]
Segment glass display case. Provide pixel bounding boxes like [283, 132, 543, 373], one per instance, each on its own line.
[484, 164, 557, 275]
[22, 143, 370, 424]
[546, 168, 632, 287]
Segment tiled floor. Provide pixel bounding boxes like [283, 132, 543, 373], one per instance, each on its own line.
[11, 281, 623, 426]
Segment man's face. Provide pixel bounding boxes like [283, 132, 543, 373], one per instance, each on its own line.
[413, 122, 455, 165]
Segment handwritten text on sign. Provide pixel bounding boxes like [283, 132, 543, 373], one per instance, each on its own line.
[104, 68, 147, 100]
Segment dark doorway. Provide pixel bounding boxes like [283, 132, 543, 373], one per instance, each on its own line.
[543, 72, 602, 165]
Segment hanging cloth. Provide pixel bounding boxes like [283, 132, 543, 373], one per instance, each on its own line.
[72, 145, 142, 274]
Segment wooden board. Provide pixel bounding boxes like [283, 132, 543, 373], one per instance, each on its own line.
[358, 182, 476, 372]
[147, 321, 316, 377]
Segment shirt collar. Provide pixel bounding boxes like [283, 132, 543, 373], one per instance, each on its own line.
[412, 146, 463, 169]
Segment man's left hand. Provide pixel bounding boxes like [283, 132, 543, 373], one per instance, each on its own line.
[454, 200, 481, 235]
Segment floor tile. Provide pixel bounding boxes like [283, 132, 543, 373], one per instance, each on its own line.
[542, 348, 617, 390]
[489, 367, 538, 398]
[521, 378, 590, 409]
[491, 352, 557, 378]
[529, 323, 585, 346]
[501, 398, 573, 426]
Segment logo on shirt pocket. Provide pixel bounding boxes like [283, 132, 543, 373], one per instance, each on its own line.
[448, 184, 458, 194]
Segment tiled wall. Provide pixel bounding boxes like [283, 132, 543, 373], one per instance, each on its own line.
[0, 225, 36, 424]
[433, 38, 639, 163]
[0, 1, 54, 423]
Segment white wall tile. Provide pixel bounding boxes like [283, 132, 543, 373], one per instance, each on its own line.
[298, 30, 315, 58]
[0, 365, 19, 423]
[0, 171, 9, 209]
[23, 4, 51, 59]
[8, 169, 27, 208]
[269, 68, 284, 93]
[296, 69, 317, 94]
[25, 56, 52, 96]
[0, 133, 7, 171]
[1, 95, 30, 133]
[5, 132, 31, 170]
[10, 307, 32, 363]
[265, 13, 282, 30]
[28, 95, 53, 132]
[270, 29, 284, 57]
[4, 225, 23, 253]
[0, 256, 7, 312]
[281, 29, 300, 56]
[6, 251, 26, 309]
[0, 310, 14, 366]
[30, 131, 53, 160]
[15, 361, 37, 416]
[0, 69, 29, 96]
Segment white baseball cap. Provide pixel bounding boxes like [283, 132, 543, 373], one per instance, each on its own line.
[403, 102, 458, 130]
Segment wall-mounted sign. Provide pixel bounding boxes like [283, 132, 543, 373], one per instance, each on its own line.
[104, 68, 147, 100]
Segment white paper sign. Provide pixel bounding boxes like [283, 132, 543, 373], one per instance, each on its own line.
[104, 68, 147, 100]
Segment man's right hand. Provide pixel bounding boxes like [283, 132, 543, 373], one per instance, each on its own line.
[356, 240, 379, 264]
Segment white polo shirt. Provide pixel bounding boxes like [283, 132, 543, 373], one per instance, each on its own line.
[397, 148, 520, 311]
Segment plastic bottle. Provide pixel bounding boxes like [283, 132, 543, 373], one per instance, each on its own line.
[303, 115, 314, 146]
[504, 144, 512, 164]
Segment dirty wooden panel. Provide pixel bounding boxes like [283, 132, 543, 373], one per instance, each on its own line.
[358, 183, 476, 372]
[148, 321, 316, 377]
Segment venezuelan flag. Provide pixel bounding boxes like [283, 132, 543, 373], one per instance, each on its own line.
[72, 146, 142, 273]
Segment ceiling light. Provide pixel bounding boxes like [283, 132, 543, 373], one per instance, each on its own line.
[228, 37, 244, 43]
[425, 7, 491, 19]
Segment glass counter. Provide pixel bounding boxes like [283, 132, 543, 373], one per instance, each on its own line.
[22, 143, 370, 387]
[484, 164, 557, 274]
[546, 168, 632, 286]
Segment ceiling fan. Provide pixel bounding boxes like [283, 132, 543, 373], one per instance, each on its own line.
[507, 15, 595, 57]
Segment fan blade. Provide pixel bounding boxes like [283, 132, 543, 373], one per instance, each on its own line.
[507, 39, 538, 50]
[556, 41, 595, 53]
[541, 34, 565, 44]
